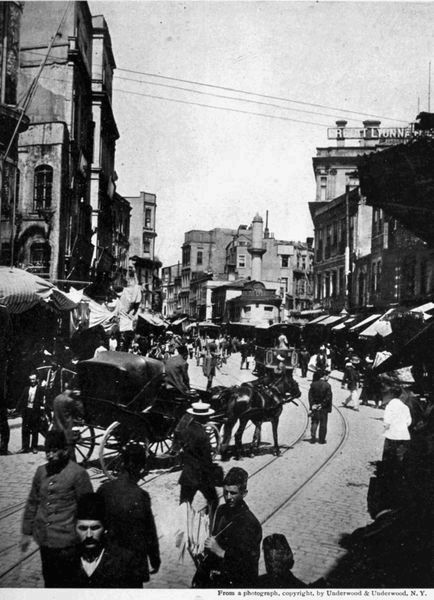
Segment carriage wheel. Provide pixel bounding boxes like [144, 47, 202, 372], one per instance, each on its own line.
[99, 421, 124, 480]
[73, 423, 98, 464]
[205, 421, 221, 458]
[147, 435, 173, 458]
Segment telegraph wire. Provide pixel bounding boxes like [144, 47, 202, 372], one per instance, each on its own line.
[113, 87, 331, 127]
[115, 74, 360, 122]
[117, 67, 410, 124]
[21, 49, 409, 124]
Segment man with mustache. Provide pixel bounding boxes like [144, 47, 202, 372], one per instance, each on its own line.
[68, 492, 143, 588]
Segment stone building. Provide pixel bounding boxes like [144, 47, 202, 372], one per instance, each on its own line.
[161, 262, 182, 318]
[126, 191, 162, 311]
[310, 119, 417, 312]
[16, 1, 95, 281]
[0, 1, 29, 266]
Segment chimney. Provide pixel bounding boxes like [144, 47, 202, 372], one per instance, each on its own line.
[248, 213, 266, 281]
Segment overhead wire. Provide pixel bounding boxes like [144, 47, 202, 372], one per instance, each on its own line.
[117, 67, 410, 124]
[114, 87, 331, 127]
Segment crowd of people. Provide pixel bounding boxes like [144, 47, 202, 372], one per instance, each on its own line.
[2, 324, 433, 587]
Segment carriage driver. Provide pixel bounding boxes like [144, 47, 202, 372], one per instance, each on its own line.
[163, 345, 193, 401]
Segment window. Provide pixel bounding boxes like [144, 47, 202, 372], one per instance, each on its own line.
[33, 165, 53, 211]
[143, 238, 150, 253]
[182, 246, 191, 266]
[238, 254, 246, 268]
[280, 277, 288, 292]
[264, 306, 273, 312]
[30, 242, 50, 267]
[320, 176, 327, 201]
[197, 250, 203, 266]
[281, 255, 289, 268]
[144, 208, 152, 228]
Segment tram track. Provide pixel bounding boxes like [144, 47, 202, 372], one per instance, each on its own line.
[0, 381, 349, 586]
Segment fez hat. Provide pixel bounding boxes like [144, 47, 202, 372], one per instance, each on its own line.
[76, 493, 106, 524]
[45, 430, 67, 451]
[187, 401, 215, 417]
[121, 441, 148, 465]
[263, 534, 295, 570]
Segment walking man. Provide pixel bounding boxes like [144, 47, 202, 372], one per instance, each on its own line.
[21, 430, 93, 587]
[97, 442, 160, 585]
[308, 370, 333, 444]
[52, 388, 84, 461]
[299, 346, 310, 378]
[17, 373, 45, 453]
[193, 467, 262, 588]
[342, 359, 361, 411]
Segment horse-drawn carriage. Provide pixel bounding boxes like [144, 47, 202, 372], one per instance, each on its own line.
[253, 323, 301, 376]
[57, 351, 222, 479]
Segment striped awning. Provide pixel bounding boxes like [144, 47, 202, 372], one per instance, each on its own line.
[0, 267, 79, 314]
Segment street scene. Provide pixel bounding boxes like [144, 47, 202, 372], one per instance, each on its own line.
[1, 0, 434, 593]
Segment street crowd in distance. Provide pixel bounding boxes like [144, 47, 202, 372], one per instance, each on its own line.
[1, 327, 434, 588]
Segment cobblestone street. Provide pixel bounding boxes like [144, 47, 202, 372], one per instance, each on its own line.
[0, 354, 385, 588]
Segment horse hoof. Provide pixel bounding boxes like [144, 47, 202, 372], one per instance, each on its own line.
[273, 450, 281, 457]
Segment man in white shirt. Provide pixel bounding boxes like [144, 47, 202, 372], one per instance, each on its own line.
[382, 384, 412, 466]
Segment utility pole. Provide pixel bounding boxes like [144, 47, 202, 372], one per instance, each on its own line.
[342, 184, 351, 315]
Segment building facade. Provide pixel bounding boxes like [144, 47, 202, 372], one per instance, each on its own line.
[16, 1, 95, 281]
[0, 2, 29, 267]
[126, 191, 161, 311]
[161, 262, 182, 318]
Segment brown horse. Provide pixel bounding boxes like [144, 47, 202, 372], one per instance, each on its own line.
[209, 373, 301, 460]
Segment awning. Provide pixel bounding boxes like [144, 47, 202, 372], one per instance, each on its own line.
[306, 314, 329, 325]
[349, 313, 382, 332]
[316, 315, 346, 327]
[172, 317, 188, 326]
[299, 309, 325, 317]
[373, 320, 434, 374]
[0, 267, 78, 314]
[332, 317, 357, 331]
[138, 310, 167, 327]
[358, 309, 395, 338]
[410, 302, 434, 319]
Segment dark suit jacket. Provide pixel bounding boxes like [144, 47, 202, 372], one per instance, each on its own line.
[97, 473, 160, 582]
[68, 543, 143, 588]
[206, 500, 262, 587]
[176, 417, 214, 488]
[308, 380, 333, 412]
[17, 385, 45, 413]
[164, 354, 190, 394]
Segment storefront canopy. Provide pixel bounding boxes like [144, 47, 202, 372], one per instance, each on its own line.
[331, 317, 357, 331]
[0, 267, 78, 314]
[358, 309, 395, 338]
[306, 314, 329, 325]
[373, 320, 434, 374]
[317, 315, 346, 327]
[349, 313, 382, 333]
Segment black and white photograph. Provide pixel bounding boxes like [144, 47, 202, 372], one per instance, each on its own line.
[0, 0, 433, 593]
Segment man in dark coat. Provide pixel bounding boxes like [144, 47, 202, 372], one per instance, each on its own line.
[68, 493, 143, 588]
[299, 347, 310, 378]
[52, 388, 84, 461]
[308, 370, 333, 444]
[97, 442, 160, 584]
[164, 345, 190, 396]
[21, 430, 93, 587]
[17, 372, 45, 453]
[194, 467, 262, 588]
[174, 401, 219, 526]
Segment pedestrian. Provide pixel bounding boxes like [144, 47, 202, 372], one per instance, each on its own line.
[0, 404, 10, 455]
[108, 333, 118, 351]
[341, 359, 361, 411]
[193, 466, 262, 588]
[299, 346, 310, 378]
[382, 385, 412, 468]
[315, 346, 328, 376]
[67, 493, 143, 588]
[203, 342, 218, 390]
[17, 372, 45, 454]
[308, 370, 333, 444]
[93, 339, 108, 358]
[164, 344, 191, 398]
[173, 401, 219, 532]
[21, 430, 93, 587]
[239, 338, 249, 370]
[257, 533, 306, 588]
[97, 442, 160, 585]
[52, 388, 84, 461]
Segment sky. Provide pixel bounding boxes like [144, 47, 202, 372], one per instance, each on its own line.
[89, 0, 434, 266]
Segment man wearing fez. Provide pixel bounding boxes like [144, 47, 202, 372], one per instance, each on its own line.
[68, 492, 143, 588]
